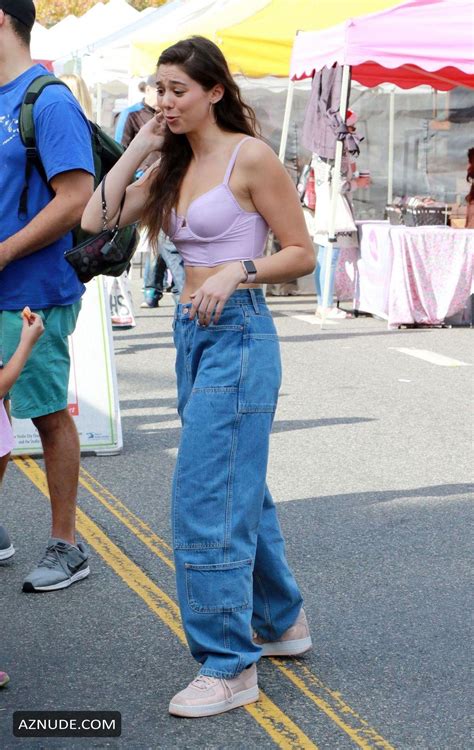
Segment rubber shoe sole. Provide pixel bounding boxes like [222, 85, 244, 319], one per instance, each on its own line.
[0, 544, 15, 561]
[260, 635, 313, 657]
[22, 566, 90, 593]
[169, 685, 259, 718]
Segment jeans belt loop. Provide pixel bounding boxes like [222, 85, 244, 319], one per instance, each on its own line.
[249, 288, 259, 314]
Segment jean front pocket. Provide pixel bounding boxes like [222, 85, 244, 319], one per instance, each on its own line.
[185, 558, 253, 613]
[193, 321, 244, 391]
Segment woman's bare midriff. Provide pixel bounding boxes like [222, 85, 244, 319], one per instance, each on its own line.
[180, 263, 261, 303]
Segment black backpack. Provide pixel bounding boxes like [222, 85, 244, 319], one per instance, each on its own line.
[19, 74, 127, 247]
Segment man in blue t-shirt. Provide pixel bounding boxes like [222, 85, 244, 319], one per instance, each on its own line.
[0, 0, 95, 593]
[113, 81, 146, 145]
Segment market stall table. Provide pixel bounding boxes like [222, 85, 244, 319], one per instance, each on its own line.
[387, 225, 473, 328]
[351, 222, 474, 327]
[353, 221, 393, 319]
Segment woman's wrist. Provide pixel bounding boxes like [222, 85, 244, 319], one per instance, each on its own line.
[233, 261, 248, 284]
[128, 138, 157, 162]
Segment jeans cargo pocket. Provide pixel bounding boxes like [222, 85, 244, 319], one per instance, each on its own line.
[185, 558, 253, 613]
[239, 333, 282, 413]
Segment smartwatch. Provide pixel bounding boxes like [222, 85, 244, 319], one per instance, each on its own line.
[241, 259, 257, 284]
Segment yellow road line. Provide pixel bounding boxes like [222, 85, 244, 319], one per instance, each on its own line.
[14, 456, 317, 750]
[14, 456, 183, 642]
[272, 661, 396, 750]
[73, 465, 397, 750]
[246, 694, 318, 750]
[79, 466, 174, 570]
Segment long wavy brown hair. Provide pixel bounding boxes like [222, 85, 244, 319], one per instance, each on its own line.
[141, 36, 258, 246]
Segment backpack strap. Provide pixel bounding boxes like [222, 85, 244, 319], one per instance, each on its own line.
[18, 75, 68, 218]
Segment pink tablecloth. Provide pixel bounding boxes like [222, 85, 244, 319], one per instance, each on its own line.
[354, 221, 393, 319]
[354, 222, 474, 327]
[335, 246, 359, 302]
[388, 226, 474, 327]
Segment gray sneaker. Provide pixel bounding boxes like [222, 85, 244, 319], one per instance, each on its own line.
[22, 538, 90, 593]
[0, 526, 15, 561]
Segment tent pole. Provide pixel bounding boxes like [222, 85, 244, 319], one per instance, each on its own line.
[387, 88, 395, 204]
[273, 58, 296, 300]
[278, 78, 295, 163]
[319, 64, 351, 327]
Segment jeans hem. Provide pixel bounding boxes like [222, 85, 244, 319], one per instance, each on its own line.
[271, 600, 304, 641]
[199, 664, 256, 680]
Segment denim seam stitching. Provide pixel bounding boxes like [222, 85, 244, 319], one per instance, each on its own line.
[239, 404, 276, 414]
[185, 318, 194, 380]
[174, 541, 225, 550]
[184, 559, 252, 571]
[224, 411, 242, 557]
[236, 655, 243, 676]
[254, 571, 276, 639]
[197, 325, 243, 332]
[172, 445, 182, 549]
[187, 603, 250, 613]
[199, 668, 243, 679]
[192, 386, 238, 394]
[243, 334, 279, 340]
[238, 311, 250, 413]
[223, 612, 230, 651]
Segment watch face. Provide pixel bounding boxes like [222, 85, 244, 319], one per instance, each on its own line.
[243, 260, 257, 274]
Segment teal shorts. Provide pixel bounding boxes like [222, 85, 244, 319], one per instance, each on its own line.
[0, 302, 81, 420]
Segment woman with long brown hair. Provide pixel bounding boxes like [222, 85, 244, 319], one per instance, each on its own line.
[82, 36, 314, 718]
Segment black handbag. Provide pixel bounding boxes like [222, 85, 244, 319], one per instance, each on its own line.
[64, 176, 139, 283]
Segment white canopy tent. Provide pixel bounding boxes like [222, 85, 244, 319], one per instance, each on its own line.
[31, 0, 141, 71]
[31, 15, 80, 62]
[80, 0, 215, 97]
[40, 0, 224, 118]
[46, 0, 271, 125]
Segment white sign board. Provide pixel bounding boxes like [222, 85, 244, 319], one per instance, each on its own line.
[12, 277, 123, 456]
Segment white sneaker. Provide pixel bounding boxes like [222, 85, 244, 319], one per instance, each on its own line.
[315, 306, 347, 320]
[169, 664, 259, 718]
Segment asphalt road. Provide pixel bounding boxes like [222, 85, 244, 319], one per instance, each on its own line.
[1, 280, 472, 750]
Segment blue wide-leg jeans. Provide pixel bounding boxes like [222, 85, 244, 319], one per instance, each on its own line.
[172, 289, 303, 679]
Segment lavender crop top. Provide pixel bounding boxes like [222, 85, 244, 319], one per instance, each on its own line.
[168, 137, 269, 267]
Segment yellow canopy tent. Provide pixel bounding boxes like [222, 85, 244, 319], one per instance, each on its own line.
[218, 0, 399, 77]
[131, 0, 270, 76]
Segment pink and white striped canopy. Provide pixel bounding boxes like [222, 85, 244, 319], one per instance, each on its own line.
[290, 0, 474, 90]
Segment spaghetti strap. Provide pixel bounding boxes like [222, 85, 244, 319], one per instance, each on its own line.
[223, 136, 253, 184]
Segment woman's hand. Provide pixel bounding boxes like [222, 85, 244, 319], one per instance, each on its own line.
[130, 110, 167, 155]
[189, 263, 245, 326]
